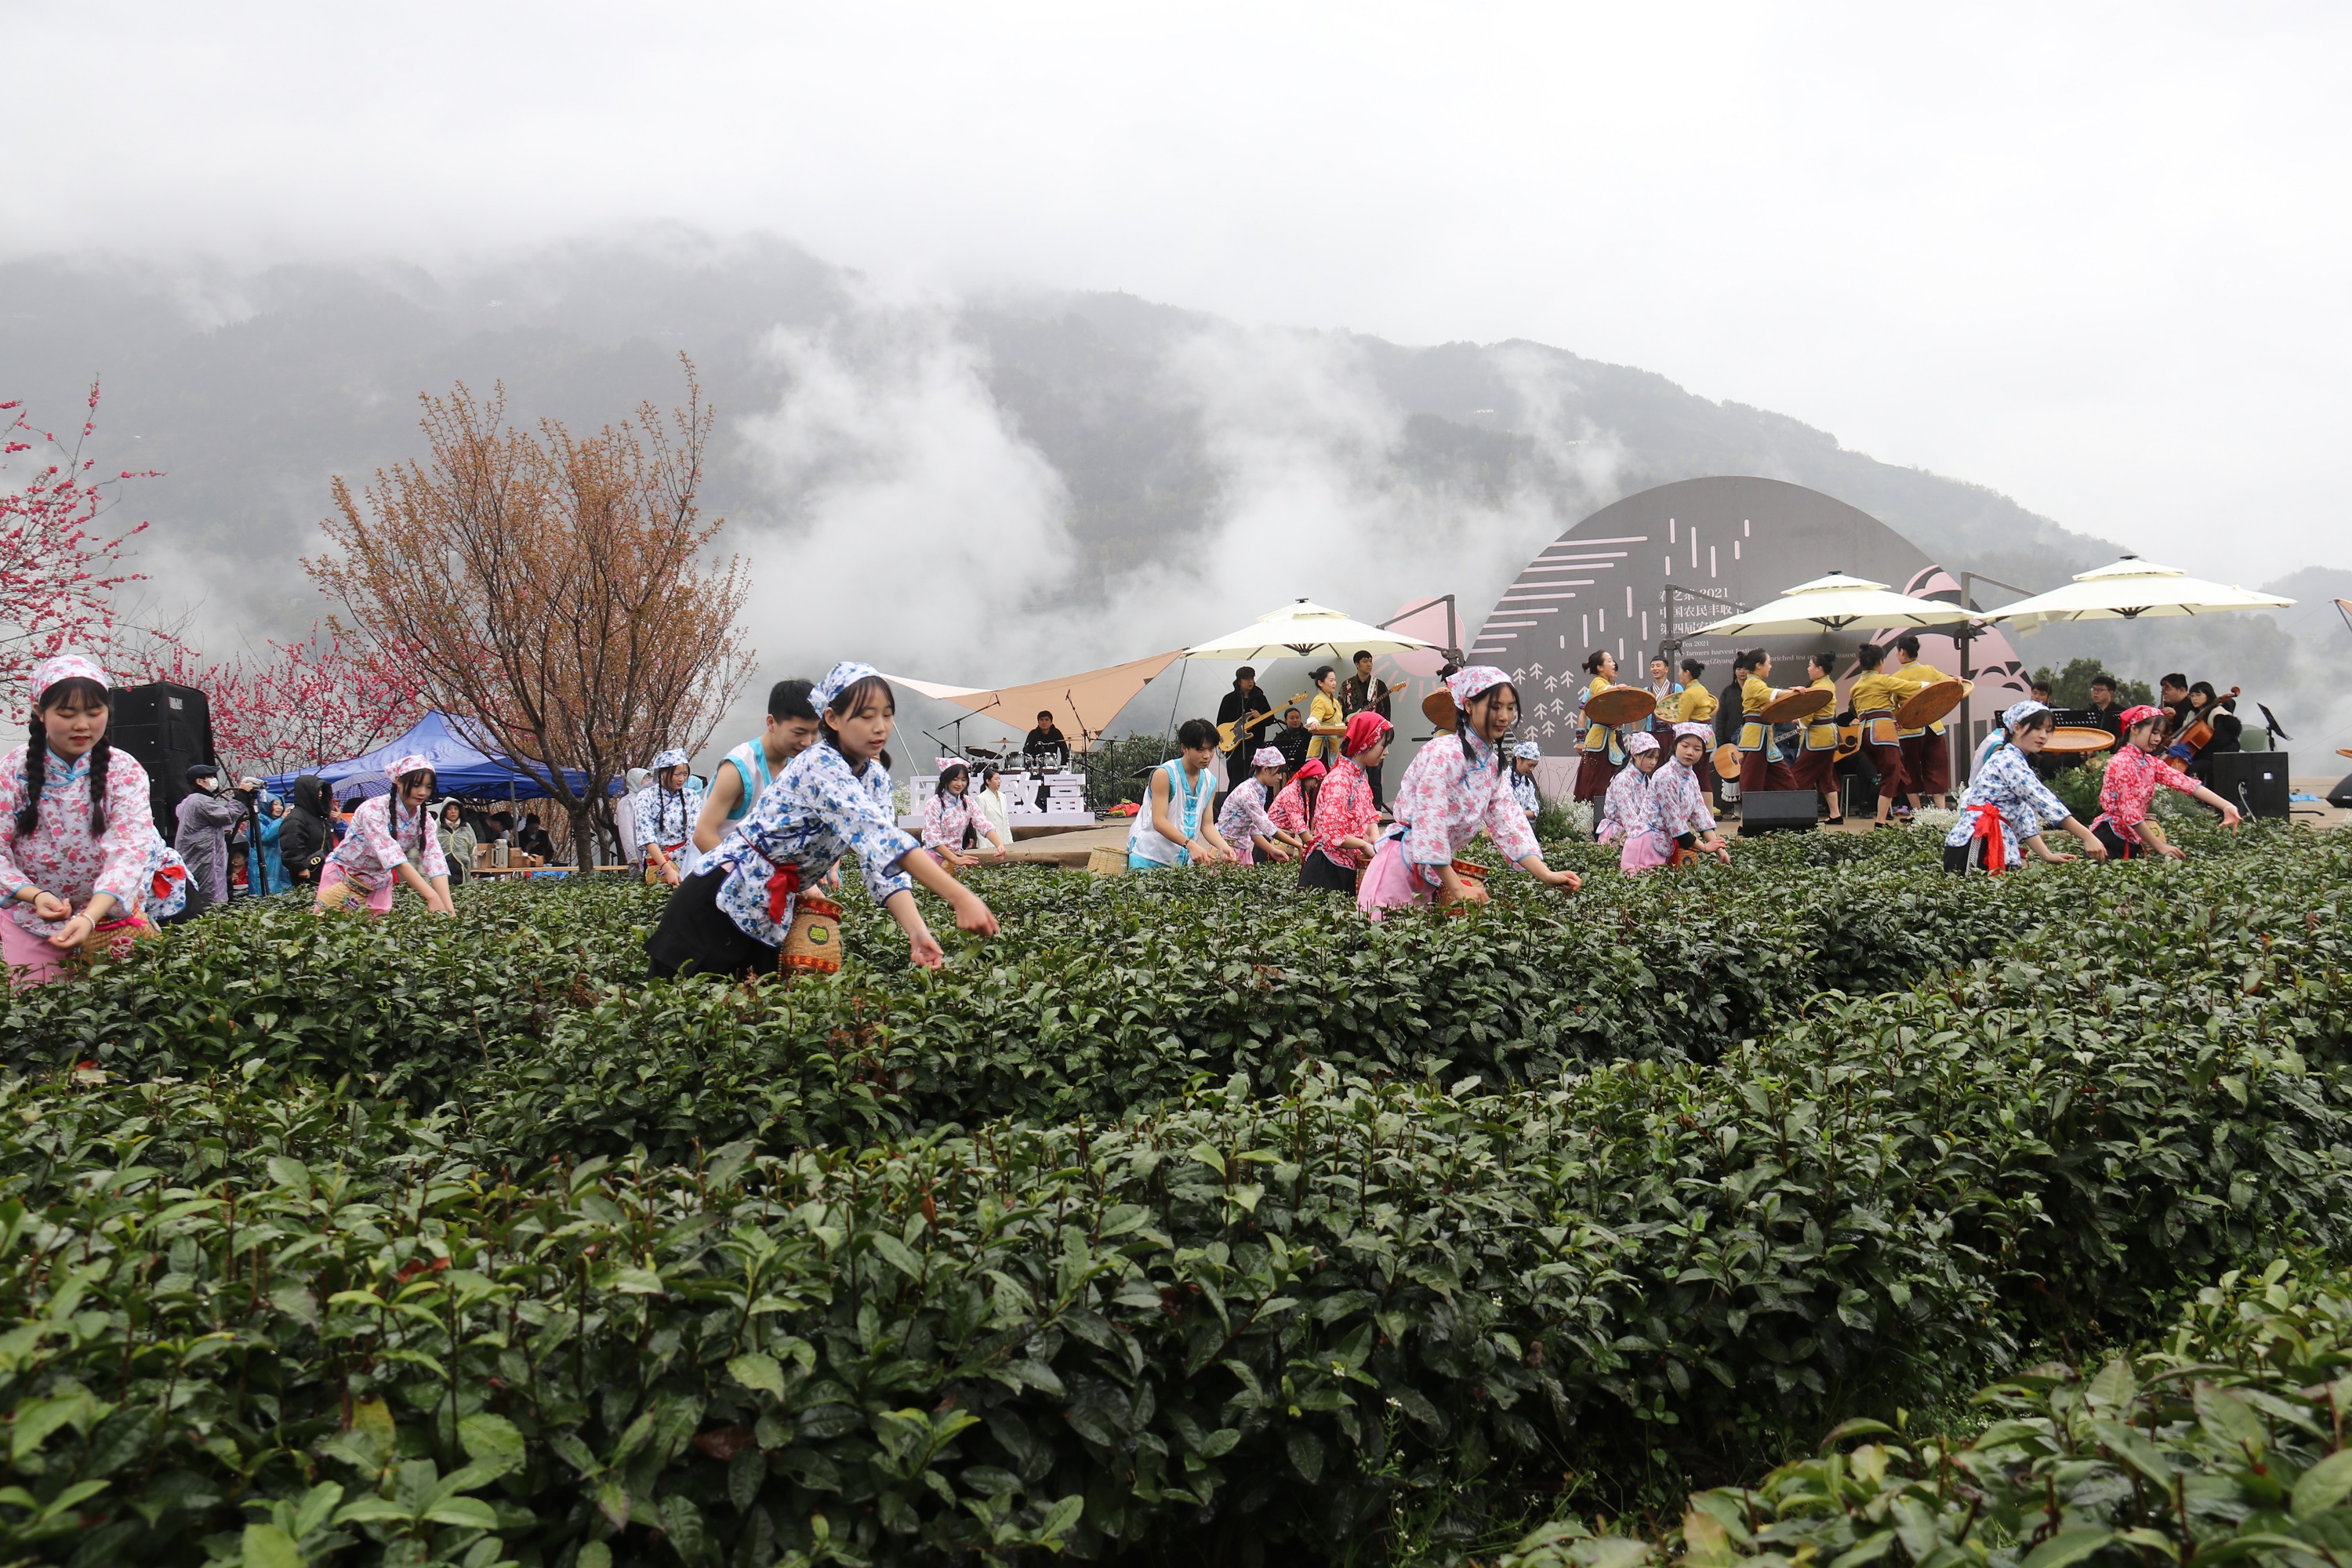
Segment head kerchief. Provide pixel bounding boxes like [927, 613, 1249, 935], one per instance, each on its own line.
[2002, 700, 2052, 731]
[1673, 721, 1714, 742]
[813, 661, 881, 714]
[2118, 704, 2163, 731]
[1446, 665, 1512, 706]
[1341, 710, 1393, 757]
[1511, 740, 1542, 760]
[935, 757, 967, 773]
[1250, 746, 1285, 768]
[1294, 758, 1327, 782]
[1624, 731, 1661, 756]
[28, 652, 106, 707]
[651, 748, 690, 771]
[384, 753, 435, 782]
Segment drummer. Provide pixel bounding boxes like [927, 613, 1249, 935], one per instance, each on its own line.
[2090, 704, 2241, 859]
[1847, 643, 1912, 829]
[1889, 634, 1956, 810]
[1792, 652, 1843, 826]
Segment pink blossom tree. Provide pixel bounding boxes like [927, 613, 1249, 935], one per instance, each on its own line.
[0, 381, 157, 705]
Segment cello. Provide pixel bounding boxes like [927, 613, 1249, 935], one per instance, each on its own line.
[2170, 684, 2240, 764]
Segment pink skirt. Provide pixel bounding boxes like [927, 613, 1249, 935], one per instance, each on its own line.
[318, 862, 397, 914]
[1620, 829, 1675, 874]
[2, 917, 67, 987]
[1356, 838, 1439, 920]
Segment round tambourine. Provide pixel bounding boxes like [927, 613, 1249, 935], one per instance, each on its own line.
[2042, 727, 2118, 756]
[1758, 687, 1833, 724]
[1583, 686, 1657, 728]
[1895, 678, 1970, 731]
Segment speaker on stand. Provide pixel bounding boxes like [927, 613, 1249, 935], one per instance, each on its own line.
[108, 683, 218, 839]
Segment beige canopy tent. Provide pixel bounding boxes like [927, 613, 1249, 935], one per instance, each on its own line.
[882, 648, 1184, 751]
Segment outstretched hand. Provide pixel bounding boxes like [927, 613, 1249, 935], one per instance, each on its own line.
[907, 927, 946, 968]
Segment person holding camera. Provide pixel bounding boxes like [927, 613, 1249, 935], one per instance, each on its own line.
[172, 763, 250, 920]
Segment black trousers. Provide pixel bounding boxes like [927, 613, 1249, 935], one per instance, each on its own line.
[646, 867, 779, 981]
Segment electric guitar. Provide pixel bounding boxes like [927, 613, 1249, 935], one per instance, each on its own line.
[1219, 693, 1315, 753]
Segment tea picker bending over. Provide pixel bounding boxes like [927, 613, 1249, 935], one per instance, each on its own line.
[314, 756, 456, 916]
[2091, 704, 2241, 861]
[647, 663, 998, 980]
[1216, 747, 1294, 865]
[1943, 701, 2107, 874]
[1657, 723, 1732, 866]
[1300, 710, 1392, 895]
[1358, 666, 1582, 919]
[1265, 757, 1323, 855]
[1127, 719, 1237, 873]
[0, 654, 191, 985]
[1509, 741, 1543, 822]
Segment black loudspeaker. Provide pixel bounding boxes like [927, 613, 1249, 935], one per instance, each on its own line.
[1739, 789, 1818, 835]
[2207, 751, 2289, 821]
[109, 683, 218, 838]
[2329, 773, 2352, 811]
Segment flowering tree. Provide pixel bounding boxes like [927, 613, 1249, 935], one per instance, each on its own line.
[309, 358, 753, 865]
[0, 381, 158, 706]
[140, 623, 428, 779]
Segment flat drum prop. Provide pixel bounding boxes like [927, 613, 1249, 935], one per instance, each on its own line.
[1583, 687, 1657, 728]
[2042, 727, 2118, 757]
[1895, 678, 1968, 731]
[1712, 743, 1742, 780]
[1759, 687, 1834, 724]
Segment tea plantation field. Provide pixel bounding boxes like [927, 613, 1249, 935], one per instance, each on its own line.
[0, 821, 2345, 1567]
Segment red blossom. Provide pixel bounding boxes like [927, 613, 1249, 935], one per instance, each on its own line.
[1, 379, 155, 701]
[137, 622, 428, 778]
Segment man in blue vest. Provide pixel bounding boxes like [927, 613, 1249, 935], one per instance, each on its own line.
[692, 678, 820, 854]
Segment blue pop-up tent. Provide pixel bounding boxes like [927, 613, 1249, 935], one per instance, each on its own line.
[263, 712, 594, 801]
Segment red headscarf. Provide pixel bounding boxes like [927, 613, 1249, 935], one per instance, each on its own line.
[1294, 758, 1327, 782]
[1341, 710, 1393, 758]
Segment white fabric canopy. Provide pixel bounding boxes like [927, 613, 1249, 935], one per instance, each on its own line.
[1184, 598, 1437, 660]
[1692, 572, 1966, 637]
[1979, 557, 2293, 632]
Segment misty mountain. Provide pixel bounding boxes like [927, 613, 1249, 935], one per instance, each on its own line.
[3, 230, 2343, 752]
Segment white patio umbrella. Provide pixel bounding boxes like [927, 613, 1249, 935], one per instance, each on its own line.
[1692, 572, 1969, 637]
[1183, 598, 1438, 660]
[1978, 557, 2294, 632]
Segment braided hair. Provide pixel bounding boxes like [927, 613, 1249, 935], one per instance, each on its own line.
[652, 767, 692, 839]
[15, 677, 114, 840]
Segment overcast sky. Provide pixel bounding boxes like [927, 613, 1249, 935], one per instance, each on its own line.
[9, 2, 2348, 583]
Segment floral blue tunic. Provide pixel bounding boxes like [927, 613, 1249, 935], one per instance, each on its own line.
[630, 777, 706, 866]
[1943, 742, 2073, 864]
[704, 743, 919, 947]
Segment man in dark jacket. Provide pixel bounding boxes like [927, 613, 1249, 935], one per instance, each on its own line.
[277, 775, 335, 892]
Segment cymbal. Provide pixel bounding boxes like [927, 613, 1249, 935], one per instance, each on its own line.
[1584, 686, 1656, 728]
[964, 747, 1002, 760]
[1758, 687, 1833, 724]
[1896, 678, 1969, 731]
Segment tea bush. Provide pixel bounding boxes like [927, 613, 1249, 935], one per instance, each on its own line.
[1500, 1257, 2352, 1568]
[0, 821, 2343, 1564]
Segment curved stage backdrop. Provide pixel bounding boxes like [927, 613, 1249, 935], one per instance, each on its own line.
[1468, 477, 2031, 766]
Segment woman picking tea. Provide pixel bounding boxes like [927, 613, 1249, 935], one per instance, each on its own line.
[647, 662, 998, 979]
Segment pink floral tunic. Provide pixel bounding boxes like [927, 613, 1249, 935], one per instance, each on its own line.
[921, 789, 989, 851]
[1310, 757, 1381, 870]
[1215, 778, 1279, 862]
[1595, 764, 1655, 844]
[0, 745, 158, 938]
[322, 793, 450, 892]
[1651, 759, 1718, 840]
[2095, 746, 2200, 847]
[1389, 733, 1541, 873]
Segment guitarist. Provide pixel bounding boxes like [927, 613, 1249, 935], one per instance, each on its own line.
[1215, 667, 1276, 800]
